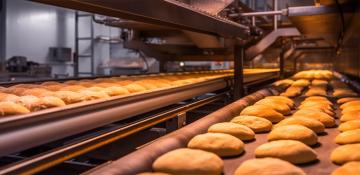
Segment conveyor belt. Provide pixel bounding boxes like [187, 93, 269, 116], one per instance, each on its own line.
[222, 96, 340, 175]
[0, 70, 278, 157]
[84, 81, 344, 175]
[83, 88, 278, 175]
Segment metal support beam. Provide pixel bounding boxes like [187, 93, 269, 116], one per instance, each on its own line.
[0, 0, 6, 72]
[273, 0, 278, 30]
[279, 43, 285, 79]
[246, 28, 300, 60]
[74, 11, 79, 77]
[239, 3, 354, 17]
[33, 0, 249, 38]
[234, 45, 244, 99]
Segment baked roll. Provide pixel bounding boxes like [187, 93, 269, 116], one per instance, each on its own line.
[240, 105, 285, 123]
[0, 101, 30, 116]
[53, 91, 84, 104]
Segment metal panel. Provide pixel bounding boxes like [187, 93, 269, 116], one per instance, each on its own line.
[33, 0, 249, 38]
[245, 28, 300, 60]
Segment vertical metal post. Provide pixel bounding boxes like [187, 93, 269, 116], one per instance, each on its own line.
[234, 45, 244, 100]
[90, 16, 95, 76]
[273, 0, 278, 30]
[279, 43, 285, 79]
[74, 11, 79, 77]
[0, 0, 6, 72]
[294, 57, 298, 73]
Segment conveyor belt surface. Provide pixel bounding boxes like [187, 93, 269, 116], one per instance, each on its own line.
[0, 69, 279, 156]
[85, 79, 346, 175]
[84, 88, 278, 175]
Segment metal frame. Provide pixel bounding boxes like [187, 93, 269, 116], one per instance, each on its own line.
[245, 28, 300, 60]
[234, 45, 244, 99]
[0, 92, 227, 175]
[32, 0, 249, 38]
[0, 77, 233, 157]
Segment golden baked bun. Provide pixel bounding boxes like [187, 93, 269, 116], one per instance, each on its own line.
[280, 86, 303, 97]
[234, 158, 306, 175]
[340, 111, 360, 122]
[302, 98, 333, 106]
[133, 81, 158, 90]
[293, 109, 335, 127]
[292, 79, 311, 87]
[63, 80, 79, 85]
[341, 107, 360, 115]
[306, 96, 328, 101]
[78, 90, 110, 100]
[339, 120, 360, 132]
[40, 96, 66, 108]
[208, 122, 255, 141]
[0, 93, 19, 102]
[137, 173, 171, 175]
[231, 115, 272, 133]
[333, 89, 357, 98]
[53, 91, 84, 104]
[60, 85, 86, 92]
[240, 105, 285, 123]
[95, 82, 120, 88]
[299, 101, 332, 110]
[0, 101, 30, 116]
[312, 79, 328, 86]
[335, 129, 360, 144]
[255, 140, 317, 164]
[20, 88, 54, 97]
[116, 80, 134, 86]
[268, 125, 318, 145]
[331, 161, 360, 175]
[331, 144, 360, 164]
[254, 99, 291, 115]
[16, 95, 43, 111]
[274, 117, 325, 134]
[43, 84, 65, 91]
[273, 79, 294, 87]
[153, 148, 223, 175]
[2, 87, 27, 96]
[10, 84, 41, 88]
[305, 88, 327, 96]
[187, 133, 244, 157]
[340, 101, 360, 110]
[124, 84, 147, 93]
[104, 86, 130, 96]
[40, 81, 61, 86]
[338, 97, 360, 104]
[265, 96, 295, 109]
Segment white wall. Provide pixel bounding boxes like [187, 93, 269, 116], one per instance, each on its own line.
[4, 0, 149, 77]
[5, 0, 75, 76]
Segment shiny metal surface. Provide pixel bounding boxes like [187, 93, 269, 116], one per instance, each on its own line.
[0, 93, 228, 175]
[0, 70, 278, 157]
[33, 0, 249, 38]
[84, 88, 274, 175]
[246, 28, 300, 60]
[0, 77, 230, 157]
